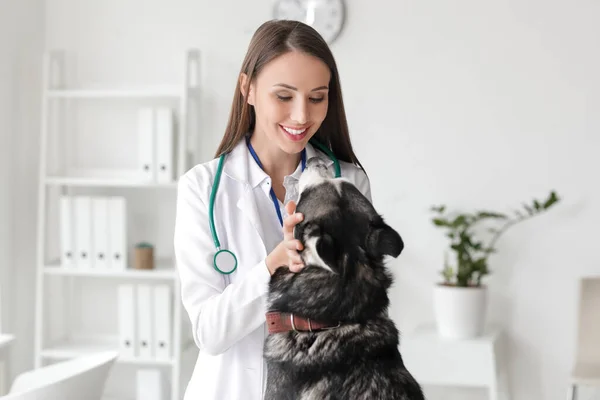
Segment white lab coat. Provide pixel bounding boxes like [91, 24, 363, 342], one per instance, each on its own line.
[174, 138, 372, 400]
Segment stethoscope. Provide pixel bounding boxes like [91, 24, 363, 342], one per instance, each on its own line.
[209, 136, 341, 275]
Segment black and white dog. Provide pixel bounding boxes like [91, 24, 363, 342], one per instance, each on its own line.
[264, 158, 425, 400]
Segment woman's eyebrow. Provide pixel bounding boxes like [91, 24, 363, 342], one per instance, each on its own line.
[273, 83, 329, 92]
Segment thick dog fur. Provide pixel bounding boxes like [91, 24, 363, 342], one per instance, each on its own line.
[264, 158, 425, 400]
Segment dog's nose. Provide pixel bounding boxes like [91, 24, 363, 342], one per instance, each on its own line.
[305, 157, 328, 174]
[306, 157, 326, 168]
[298, 157, 331, 193]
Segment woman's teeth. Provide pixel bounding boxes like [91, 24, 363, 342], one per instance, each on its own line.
[281, 126, 306, 135]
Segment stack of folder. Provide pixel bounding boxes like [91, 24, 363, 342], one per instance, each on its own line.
[60, 195, 127, 269]
[137, 107, 175, 183]
[118, 283, 172, 361]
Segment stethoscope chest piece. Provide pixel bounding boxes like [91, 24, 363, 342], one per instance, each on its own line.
[214, 249, 237, 274]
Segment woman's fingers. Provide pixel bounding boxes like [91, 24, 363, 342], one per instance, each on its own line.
[285, 200, 297, 215]
[286, 241, 303, 271]
[289, 263, 305, 273]
[283, 212, 303, 233]
[285, 239, 303, 251]
[283, 214, 303, 245]
[287, 251, 303, 263]
[282, 201, 305, 272]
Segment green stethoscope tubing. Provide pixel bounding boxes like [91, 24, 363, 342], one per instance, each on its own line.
[209, 153, 239, 274]
[209, 138, 341, 275]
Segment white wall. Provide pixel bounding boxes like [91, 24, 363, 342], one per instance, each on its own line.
[0, 0, 44, 381]
[4, 0, 596, 399]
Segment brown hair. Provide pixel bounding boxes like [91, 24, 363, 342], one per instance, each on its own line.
[214, 19, 364, 171]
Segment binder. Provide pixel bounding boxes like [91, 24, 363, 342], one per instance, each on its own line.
[118, 284, 136, 358]
[73, 196, 92, 269]
[59, 196, 75, 268]
[108, 197, 127, 270]
[155, 108, 174, 184]
[91, 197, 109, 269]
[136, 283, 153, 359]
[153, 284, 172, 361]
[137, 108, 155, 182]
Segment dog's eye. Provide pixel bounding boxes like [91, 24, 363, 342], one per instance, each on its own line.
[304, 223, 320, 237]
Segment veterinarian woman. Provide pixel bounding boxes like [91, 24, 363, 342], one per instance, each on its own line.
[174, 19, 372, 400]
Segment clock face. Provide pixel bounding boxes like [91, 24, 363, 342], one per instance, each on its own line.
[273, 0, 345, 44]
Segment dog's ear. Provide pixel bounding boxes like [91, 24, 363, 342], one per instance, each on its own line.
[366, 222, 404, 258]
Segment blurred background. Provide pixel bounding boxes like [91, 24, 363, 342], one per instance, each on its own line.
[0, 0, 598, 399]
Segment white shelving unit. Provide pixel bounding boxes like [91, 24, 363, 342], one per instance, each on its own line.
[33, 49, 201, 400]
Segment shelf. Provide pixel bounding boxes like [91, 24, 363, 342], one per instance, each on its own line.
[44, 267, 177, 280]
[45, 176, 178, 188]
[41, 337, 175, 367]
[44, 260, 178, 281]
[45, 86, 188, 99]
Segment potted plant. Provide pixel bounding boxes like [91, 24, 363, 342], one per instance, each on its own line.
[430, 190, 560, 339]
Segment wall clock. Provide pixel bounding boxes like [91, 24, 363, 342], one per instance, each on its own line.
[273, 0, 346, 44]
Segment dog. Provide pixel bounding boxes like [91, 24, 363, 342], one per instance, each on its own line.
[263, 157, 425, 400]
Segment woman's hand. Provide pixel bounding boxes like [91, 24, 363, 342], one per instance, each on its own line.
[265, 201, 305, 275]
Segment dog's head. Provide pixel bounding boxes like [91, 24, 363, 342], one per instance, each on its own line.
[294, 157, 404, 275]
[267, 157, 404, 322]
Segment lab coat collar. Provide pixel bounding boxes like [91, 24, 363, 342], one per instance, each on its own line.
[222, 137, 334, 188]
[222, 138, 263, 187]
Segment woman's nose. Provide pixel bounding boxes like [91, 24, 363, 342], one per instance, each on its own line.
[290, 100, 309, 124]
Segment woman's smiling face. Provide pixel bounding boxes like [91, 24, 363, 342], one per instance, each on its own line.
[242, 50, 331, 155]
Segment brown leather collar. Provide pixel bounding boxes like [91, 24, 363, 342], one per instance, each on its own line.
[266, 311, 341, 334]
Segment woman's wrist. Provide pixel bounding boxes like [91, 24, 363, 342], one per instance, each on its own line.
[265, 251, 280, 275]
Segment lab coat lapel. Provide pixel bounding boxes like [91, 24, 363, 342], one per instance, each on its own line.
[223, 140, 268, 257]
[236, 188, 267, 256]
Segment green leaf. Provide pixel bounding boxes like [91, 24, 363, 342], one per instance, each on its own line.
[451, 215, 467, 227]
[476, 211, 508, 219]
[432, 218, 452, 227]
[431, 205, 446, 213]
[543, 191, 559, 209]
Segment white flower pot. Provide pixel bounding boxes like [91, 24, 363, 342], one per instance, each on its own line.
[433, 284, 487, 339]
